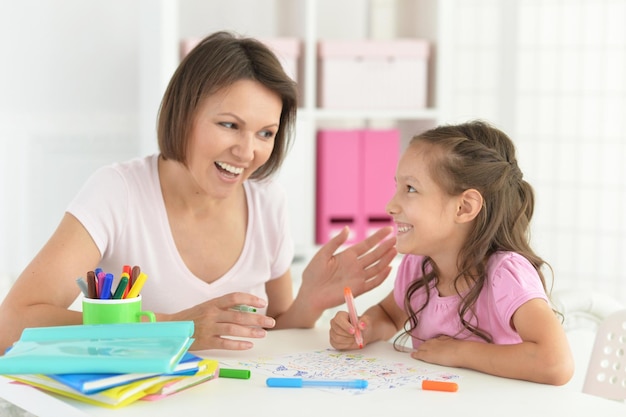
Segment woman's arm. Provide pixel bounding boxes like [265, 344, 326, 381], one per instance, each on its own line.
[0, 213, 101, 354]
[411, 298, 575, 385]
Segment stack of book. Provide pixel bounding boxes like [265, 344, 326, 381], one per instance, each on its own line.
[0, 321, 219, 408]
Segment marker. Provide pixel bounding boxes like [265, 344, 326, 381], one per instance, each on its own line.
[219, 368, 251, 379]
[266, 377, 368, 389]
[126, 272, 147, 298]
[99, 273, 114, 300]
[112, 277, 129, 299]
[421, 380, 458, 392]
[86, 271, 97, 299]
[129, 266, 140, 297]
[232, 305, 257, 313]
[75, 277, 89, 297]
[344, 287, 363, 348]
[130, 266, 140, 287]
[96, 270, 105, 298]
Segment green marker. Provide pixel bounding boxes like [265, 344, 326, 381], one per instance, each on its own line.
[219, 368, 251, 379]
[232, 305, 257, 313]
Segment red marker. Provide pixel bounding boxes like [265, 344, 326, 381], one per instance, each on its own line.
[344, 287, 363, 349]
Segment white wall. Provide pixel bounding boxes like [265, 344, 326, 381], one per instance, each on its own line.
[0, 0, 142, 278]
[437, 0, 626, 302]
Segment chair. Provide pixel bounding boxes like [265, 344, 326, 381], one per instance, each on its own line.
[582, 309, 626, 401]
[552, 289, 624, 332]
[552, 289, 624, 393]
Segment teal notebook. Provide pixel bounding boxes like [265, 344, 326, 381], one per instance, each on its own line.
[0, 322, 194, 375]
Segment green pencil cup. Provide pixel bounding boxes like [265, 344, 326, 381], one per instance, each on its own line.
[82, 295, 156, 325]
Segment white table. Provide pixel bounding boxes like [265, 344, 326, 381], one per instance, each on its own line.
[1, 326, 625, 417]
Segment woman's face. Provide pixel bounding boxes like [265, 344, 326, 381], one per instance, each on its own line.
[186, 79, 282, 198]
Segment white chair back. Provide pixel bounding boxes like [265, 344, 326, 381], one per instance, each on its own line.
[582, 309, 626, 401]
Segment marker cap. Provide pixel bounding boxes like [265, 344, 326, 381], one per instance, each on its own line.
[219, 368, 251, 379]
[421, 380, 458, 392]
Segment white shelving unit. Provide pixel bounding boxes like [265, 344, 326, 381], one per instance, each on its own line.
[138, 0, 441, 258]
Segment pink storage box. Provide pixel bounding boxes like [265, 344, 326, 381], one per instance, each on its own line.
[316, 129, 399, 245]
[180, 37, 301, 85]
[317, 39, 430, 109]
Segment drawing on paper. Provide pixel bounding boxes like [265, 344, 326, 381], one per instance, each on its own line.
[223, 348, 460, 393]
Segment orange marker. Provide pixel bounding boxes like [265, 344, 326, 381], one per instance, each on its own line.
[343, 287, 363, 349]
[421, 380, 458, 392]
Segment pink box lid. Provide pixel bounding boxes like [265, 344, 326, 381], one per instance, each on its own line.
[318, 38, 429, 59]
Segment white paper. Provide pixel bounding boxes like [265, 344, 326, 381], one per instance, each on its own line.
[0, 376, 90, 417]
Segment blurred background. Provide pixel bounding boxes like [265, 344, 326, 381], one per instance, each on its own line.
[1, 0, 625, 309]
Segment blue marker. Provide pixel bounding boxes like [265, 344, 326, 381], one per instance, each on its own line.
[99, 273, 114, 300]
[266, 377, 367, 389]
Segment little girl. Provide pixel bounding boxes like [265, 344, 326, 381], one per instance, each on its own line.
[329, 120, 574, 385]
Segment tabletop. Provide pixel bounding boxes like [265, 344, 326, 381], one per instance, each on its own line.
[1, 326, 625, 417]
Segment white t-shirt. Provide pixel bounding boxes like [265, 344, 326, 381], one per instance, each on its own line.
[67, 154, 294, 314]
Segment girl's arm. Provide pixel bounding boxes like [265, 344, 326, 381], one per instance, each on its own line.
[330, 291, 407, 350]
[411, 298, 575, 385]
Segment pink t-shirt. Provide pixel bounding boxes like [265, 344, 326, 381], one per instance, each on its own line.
[393, 252, 548, 348]
[67, 154, 294, 315]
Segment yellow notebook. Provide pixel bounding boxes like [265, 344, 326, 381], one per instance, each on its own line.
[141, 359, 219, 400]
[10, 359, 219, 408]
[10, 374, 165, 409]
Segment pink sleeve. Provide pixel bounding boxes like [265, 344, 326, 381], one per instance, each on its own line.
[488, 252, 549, 327]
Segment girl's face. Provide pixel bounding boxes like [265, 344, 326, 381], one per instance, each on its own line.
[186, 79, 282, 198]
[386, 141, 462, 257]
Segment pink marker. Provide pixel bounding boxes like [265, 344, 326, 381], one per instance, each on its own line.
[344, 287, 363, 349]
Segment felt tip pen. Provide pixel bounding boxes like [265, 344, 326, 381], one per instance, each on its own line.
[421, 380, 458, 392]
[219, 368, 251, 379]
[344, 287, 363, 348]
[266, 377, 368, 389]
[76, 277, 89, 297]
[126, 272, 147, 298]
[112, 276, 129, 299]
[99, 273, 114, 300]
[232, 305, 257, 313]
[86, 271, 97, 299]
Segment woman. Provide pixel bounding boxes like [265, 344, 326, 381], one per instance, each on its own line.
[0, 31, 397, 354]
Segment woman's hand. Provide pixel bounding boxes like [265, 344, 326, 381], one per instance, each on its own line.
[298, 226, 397, 314]
[165, 292, 276, 351]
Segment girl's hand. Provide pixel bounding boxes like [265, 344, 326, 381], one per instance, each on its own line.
[166, 292, 276, 351]
[329, 310, 368, 350]
[411, 336, 461, 367]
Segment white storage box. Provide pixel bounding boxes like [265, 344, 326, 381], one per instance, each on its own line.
[317, 39, 430, 109]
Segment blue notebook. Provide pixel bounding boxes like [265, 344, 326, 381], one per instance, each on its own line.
[48, 352, 203, 394]
[0, 322, 194, 375]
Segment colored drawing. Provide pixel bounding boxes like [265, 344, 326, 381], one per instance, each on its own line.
[222, 348, 460, 393]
